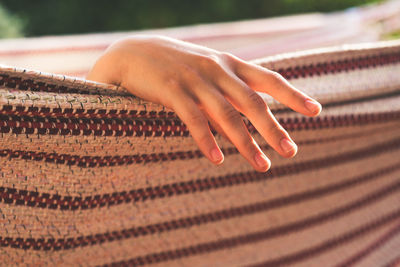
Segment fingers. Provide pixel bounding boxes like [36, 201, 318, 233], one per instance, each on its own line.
[88, 38, 315, 173]
[233, 59, 322, 117]
[168, 90, 225, 166]
[189, 79, 271, 172]
[217, 74, 297, 158]
[202, 110, 233, 144]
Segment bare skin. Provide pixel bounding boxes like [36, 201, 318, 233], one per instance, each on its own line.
[87, 35, 322, 172]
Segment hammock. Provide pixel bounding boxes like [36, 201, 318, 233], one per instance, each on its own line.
[0, 38, 399, 266]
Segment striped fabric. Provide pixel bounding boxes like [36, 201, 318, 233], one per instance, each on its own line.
[0, 39, 400, 266]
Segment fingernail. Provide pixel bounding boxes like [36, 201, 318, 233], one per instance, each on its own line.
[254, 152, 270, 169]
[304, 99, 321, 114]
[280, 138, 297, 153]
[210, 147, 224, 163]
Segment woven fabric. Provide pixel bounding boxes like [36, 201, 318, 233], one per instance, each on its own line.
[0, 40, 400, 266]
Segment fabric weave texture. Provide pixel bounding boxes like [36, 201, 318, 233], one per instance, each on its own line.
[0, 40, 400, 266]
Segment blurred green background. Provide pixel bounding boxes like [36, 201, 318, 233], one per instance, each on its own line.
[0, 0, 382, 38]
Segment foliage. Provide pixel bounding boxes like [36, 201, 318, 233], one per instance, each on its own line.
[0, 4, 24, 38]
[0, 0, 382, 38]
[384, 30, 400, 40]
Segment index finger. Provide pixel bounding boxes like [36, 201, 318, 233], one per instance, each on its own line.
[233, 59, 322, 117]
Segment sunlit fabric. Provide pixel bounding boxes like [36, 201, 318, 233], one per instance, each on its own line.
[0, 39, 399, 266]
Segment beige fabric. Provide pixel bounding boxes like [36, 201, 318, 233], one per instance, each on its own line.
[0, 40, 400, 266]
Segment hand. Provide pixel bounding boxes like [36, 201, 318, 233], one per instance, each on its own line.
[87, 35, 322, 172]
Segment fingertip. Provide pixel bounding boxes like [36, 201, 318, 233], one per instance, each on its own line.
[279, 137, 298, 158]
[312, 103, 322, 117]
[304, 99, 322, 116]
[210, 147, 224, 164]
[257, 161, 271, 173]
[254, 152, 271, 172]
[285, 146, 298, 158]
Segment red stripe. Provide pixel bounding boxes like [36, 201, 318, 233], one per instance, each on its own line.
[1, 168, 399, 251]
[247, 211, 400, 267]
[0, 107, 176, 120]
[105, 201, 400, 266]
[336, 221, 400, 267]
[0, 137, 399, 210]
[2, 89, 399, 120]
[384, 256, 400, 267]
[0, 124, 389, 167]
[0, 73, 130, 96]
[0, 51, 399, 98]
[275, 52, 400, 80]
[0, 111, 399, 137]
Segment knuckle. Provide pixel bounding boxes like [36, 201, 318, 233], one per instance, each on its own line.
[200, 54, 222, 69]
[267, 70, 301, 100]
[267, 70, 286, 86]
[222, 106, 242, 122]
[186, 111, 207, 126]
[220, 52, 236, 63]
[267, 122, 287, 137]
[164, 76, 181, 90]
[290, 90, 302, 100]
[241, 136, 258, 154]
[275, 127, 288, 138]
[289, 87, 303, 100]
[265, 70, 293, 94]
[246, 91, 267, 111]
[268, 70, 284, 81]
